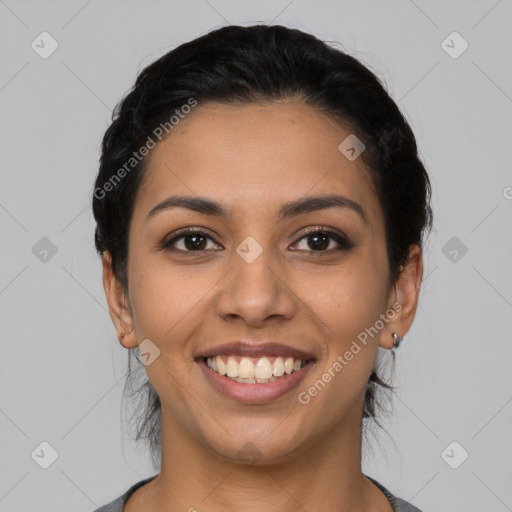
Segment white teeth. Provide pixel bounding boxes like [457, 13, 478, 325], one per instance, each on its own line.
[205, 355, 308, 382]
[284, 357, 294, 374]
[254, 357, 273, 379]
[216, 355, 227, 375]
[272, 357, 285, 377]
[226, 356, 239, 377]
[238, 357, 255, 379]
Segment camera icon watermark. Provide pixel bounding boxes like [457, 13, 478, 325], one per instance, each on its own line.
[442, 236, 468, 263]
[441, 441, 469, 469]
[31, 441, 59, 469]
[136, 339, 161, 366]
[338, 134, 365, 161]
[441, 31, 469, 59]
[32, 237, 58, 263]
[236, 236, 263, 264]
[236, 442, 263, 464]
[31, 31, 59, 59]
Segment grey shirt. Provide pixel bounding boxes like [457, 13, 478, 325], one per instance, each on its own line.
[92, 474, 422, 511]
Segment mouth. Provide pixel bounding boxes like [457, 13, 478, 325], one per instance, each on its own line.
[202, 355, 312, 384]
[194, 341, 316, 404]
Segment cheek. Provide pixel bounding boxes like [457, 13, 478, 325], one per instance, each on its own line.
[293, 256, 388, 391]
[297, 260, 388, 344]
[292, 271, 385, 425]
[128, 257, 223, 358]
[127, 259, 194, 342]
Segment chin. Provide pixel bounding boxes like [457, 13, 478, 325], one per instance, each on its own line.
[202, 428, 308, 467]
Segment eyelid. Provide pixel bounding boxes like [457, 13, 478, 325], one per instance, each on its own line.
[294, 225, 347, 241]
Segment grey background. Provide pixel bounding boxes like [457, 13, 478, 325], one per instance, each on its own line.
[1, 0, 511, 511]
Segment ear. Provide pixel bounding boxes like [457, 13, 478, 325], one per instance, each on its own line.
[102, 251, 137, 349]
[379, 244, 423, 349]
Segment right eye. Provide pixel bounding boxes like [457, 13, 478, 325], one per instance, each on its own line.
[161, 228, 222, 252]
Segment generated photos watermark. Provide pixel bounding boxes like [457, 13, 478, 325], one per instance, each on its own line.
[94, 97, 198, 200]
[297, 301, 402, 405]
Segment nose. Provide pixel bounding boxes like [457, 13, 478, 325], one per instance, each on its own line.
[215, 239, 296, 328]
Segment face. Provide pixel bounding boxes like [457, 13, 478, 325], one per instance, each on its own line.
[104, 100, 418, 465]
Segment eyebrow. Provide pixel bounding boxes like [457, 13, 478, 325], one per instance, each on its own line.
[146, 194, 368, 224]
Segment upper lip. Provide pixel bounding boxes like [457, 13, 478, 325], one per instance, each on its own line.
[195, 341, 316, 361]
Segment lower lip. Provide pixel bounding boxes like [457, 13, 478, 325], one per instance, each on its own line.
[196, 358, 315, 404]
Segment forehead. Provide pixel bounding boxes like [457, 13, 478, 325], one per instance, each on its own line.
[132, 101, 383, 228]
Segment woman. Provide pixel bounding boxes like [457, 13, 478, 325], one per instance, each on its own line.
[92, 24, 432, 511]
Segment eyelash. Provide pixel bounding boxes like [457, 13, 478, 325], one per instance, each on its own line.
[161, 226, 354, 255]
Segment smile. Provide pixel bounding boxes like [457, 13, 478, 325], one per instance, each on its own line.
[197, 356, 315, 404]
[205, 355, 308, 383]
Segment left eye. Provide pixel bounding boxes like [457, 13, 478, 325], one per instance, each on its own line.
[292, 227, 352, 253]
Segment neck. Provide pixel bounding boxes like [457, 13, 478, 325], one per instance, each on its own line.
[137, 403, 391, 512]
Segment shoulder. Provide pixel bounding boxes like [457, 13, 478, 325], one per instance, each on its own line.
[91, 496, 124, 512]
[91, 475, 159, 512]
[366, 475, 423, 512]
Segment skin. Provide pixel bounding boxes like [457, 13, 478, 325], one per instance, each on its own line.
[102, 100, 423, 511]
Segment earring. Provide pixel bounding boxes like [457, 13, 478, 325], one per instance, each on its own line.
[392, 332, 402, 349]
